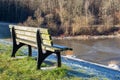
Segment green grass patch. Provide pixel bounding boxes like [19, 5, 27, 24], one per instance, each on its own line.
[0, 43, 109, 80]
[0, 44, 75, 80]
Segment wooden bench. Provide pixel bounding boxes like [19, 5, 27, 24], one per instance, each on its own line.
[9, 25, 73, 69]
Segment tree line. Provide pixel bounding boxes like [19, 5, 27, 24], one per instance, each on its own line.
[0, 0, 120, 35]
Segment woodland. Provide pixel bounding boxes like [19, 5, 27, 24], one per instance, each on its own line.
[0, 0, 120, 36]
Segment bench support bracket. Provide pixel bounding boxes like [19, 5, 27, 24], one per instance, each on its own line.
[36, 30, 61, 69]
[11, 27, 32, 57]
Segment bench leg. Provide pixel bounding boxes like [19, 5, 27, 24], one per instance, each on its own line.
[37, 51, 52, 69]
[56, 52, 61, 67]
[28, 45, 32, 57]
[37, 57, 43, 69]
[11, 43, 24, 57]
[37, 51, 61, 69]
[11, 27, 25, 57]
[11, 46, 18, 57]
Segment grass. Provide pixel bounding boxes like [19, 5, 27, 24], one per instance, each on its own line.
[0, 44, 77, 80]
[0, 44, 68, 80]
[0, 43, 109, 80]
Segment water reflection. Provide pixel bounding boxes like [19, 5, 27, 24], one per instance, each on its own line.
[53, 38, 120, 66]
[0, 22, 11, 39]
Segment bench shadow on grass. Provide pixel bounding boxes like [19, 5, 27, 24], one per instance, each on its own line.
[44, 60, 55, 66]
[34, 57, 57, 69]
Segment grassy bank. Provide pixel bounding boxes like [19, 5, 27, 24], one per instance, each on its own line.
[0, 44, 85, 80]
[0, 43, 109, 80]
[0, 44, 72, 80]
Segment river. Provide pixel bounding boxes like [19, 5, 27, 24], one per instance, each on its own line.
[0, 22, 11, 38]
[54, 38, 120, 66]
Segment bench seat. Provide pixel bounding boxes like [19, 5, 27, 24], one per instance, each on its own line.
[42, 44, 72, 52]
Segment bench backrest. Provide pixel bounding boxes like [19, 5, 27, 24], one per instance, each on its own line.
[9, 25, 53, 48]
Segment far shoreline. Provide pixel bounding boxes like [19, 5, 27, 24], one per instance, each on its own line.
[53, 34, 120, 40]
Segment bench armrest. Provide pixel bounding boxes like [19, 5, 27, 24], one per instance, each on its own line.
[53, 44, 72, 50]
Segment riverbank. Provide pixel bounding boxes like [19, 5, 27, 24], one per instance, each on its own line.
[54, 33, 120, 40]
[0, 40, 114, 80]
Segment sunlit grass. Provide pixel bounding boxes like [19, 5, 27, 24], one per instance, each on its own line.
[0, 43, 109, 80]
[0, 44, 75, 80]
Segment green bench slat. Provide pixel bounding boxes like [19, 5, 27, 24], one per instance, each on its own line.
[16, 34, 36, 42]
[9, 25, 49, 34]
[16, 39, 37, 47]
[15, 30, 36, 37]
[41, 34, 51, 40]
[9, 25, 38, 32]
